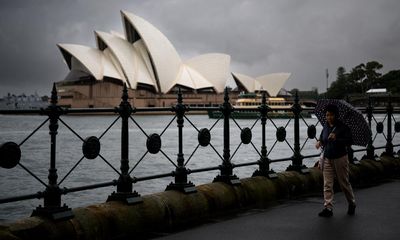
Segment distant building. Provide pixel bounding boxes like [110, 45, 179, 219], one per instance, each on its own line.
[366, 88, 387, 94]
[57, 11, 290, 108]
[0, 93, 48, 110]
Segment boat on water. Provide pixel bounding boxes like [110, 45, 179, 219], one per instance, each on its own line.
[207, 93, 312, 119]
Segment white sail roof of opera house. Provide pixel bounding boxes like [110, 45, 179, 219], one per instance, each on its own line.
[57, 10, 232, 94]
[232, 72, 291, 97]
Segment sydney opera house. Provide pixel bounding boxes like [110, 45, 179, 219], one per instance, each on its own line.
[57, 11, 290, 108]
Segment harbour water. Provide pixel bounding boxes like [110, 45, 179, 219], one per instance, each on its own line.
[0, 114, 396, 222]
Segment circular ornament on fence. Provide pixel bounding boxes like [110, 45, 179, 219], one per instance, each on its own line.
[147, 133, 161, 154]
[376, 122, 384, 134]
[307, 125, 317, 139]
[395, 122, 400, 133]
[241, 127, 252, 144]
[198, 128, 211, 147]
[0, 142, 21, 169]
[82, 136, 100, 159]
[276, 127, 286, 142]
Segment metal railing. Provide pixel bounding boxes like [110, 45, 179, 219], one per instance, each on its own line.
[0, 83, 399, 220]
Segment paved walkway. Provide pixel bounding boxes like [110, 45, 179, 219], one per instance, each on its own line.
[156, 179, 400, 240]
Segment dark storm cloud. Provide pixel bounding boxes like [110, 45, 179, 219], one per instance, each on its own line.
[0, 0, 133, 95]
[0, 0, 399, 96]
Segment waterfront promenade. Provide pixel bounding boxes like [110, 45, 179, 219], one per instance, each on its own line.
[158, 179, 400, 240]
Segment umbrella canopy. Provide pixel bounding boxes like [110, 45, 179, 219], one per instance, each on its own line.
[315, 99, 372, 146]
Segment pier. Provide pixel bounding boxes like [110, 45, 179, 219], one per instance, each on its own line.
[1, 84, 400, 239]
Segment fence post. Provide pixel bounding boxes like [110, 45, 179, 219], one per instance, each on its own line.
[166, 88, 196, 193]
[31, 83, 73, 220]
[213, 88, 240, 185]
[253, 92, 277, 178]
[287, 91, 308, 173]
[364, 96, 376, 160]
[383, 95, 394, 156]
[107, 84, 142, 204]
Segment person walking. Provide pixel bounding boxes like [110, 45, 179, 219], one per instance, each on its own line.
[315, 104, 356, 217]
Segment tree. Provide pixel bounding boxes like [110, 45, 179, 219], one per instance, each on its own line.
[348, 64, 365, 93]
[327, 66, 349, 99]
[290, 88, 299, 94]
[364, 61, 383, 90]
[347, 61, 383, 93]
[379, 70, 400, 94]
[325, 61, 395, 98]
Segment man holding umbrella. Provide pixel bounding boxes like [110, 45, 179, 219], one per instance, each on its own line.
[315, 101, 367, 217]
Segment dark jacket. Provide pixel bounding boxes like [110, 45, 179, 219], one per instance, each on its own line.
[319, 121, 352, 159]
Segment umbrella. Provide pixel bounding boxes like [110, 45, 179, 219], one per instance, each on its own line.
[314, 99, 371, 146]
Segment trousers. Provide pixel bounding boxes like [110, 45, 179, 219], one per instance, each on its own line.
[323, 154, 355, 209]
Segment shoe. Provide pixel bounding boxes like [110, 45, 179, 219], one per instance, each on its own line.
[347, 203, 356, 215]
[318, 208, 333, 217]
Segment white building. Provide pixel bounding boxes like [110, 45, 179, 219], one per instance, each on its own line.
[57, 11, 290, 107]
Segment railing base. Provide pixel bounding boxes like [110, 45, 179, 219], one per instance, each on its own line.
[213, 175, 241, 185]
[286, 165, 310, 174]
[31, 205, 73, 221]
[252, 170, 278, 179]
[351, 160, 362, 165]
[107, 191, 143, 205]
[165, 182, 197, 194]
[362, 154, 380, 161]
[381, 152, 394, 158]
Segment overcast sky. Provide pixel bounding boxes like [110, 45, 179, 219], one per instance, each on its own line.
[0, 0, 399, 96]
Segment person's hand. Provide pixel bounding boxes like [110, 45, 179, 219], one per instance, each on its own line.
[315, 141, 322, 149]
[328, 133, 336, 141]
[317, 161, 322, 170]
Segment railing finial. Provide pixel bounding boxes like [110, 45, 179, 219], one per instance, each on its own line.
[177, 87, 183, 104]
[51, 82, 58, 105]
[122, 83, 128, 103]
[224, 87, 229, 103]
[262, 91, 266, 105]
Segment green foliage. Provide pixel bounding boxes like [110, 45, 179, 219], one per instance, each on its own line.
[327, 66, 348, 99]
[326, 61, 399, 98]
[380, 70, 400, 93]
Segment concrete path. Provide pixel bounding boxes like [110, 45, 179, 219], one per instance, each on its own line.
[156, 179, 400, 240]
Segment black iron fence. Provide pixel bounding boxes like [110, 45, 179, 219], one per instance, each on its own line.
[1, 84, 399, 220]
